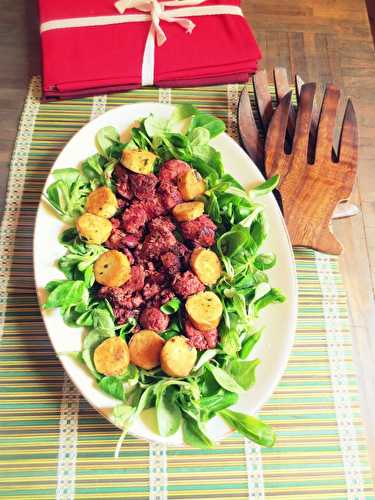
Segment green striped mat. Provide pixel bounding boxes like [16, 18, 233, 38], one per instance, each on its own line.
[0, 76, 373, 499]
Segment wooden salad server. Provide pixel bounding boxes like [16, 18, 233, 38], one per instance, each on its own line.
[238, 67, 359, 220]
[264, 83, 358, 255]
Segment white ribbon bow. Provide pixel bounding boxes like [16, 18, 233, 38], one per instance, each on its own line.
[114, 0, 205, 46]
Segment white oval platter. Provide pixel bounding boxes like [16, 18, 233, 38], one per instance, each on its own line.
[33, 102, 298, 445]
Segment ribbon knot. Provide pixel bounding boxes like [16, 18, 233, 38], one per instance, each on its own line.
[114, 0, 200, 46]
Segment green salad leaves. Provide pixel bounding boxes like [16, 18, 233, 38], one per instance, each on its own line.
[44, 104, 284, 454]
[45, 168, 91, 223]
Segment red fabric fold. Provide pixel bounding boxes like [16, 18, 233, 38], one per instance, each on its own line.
[38, 0, 261, 100]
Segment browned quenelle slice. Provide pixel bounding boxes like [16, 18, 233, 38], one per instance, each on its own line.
[86, 186, 118, 218]
[93, 336, 130, 376]
[172, 201, 204, 222]
[121, 149, 157, 174]
[76, 213, 112, 245]
[94, 250, 131, 287]
[160, 336, 197, 377]
[190, 248, 222, 285]
[177, 169, 206, 201]
[129, 329, 165, 370]
[185, 291, 223, 331]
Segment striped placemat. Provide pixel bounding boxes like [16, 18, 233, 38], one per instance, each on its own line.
[0, 76, 373, 499]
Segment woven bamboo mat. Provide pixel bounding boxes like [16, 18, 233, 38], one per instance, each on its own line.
[0, 77, 373, 499]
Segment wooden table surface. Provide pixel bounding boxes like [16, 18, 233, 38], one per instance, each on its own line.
[1, 0, 375, 486]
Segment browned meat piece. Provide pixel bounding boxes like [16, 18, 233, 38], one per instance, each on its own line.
[184, 319, 219, 350]
[121, 265, 145, 293]
[199, 327, 219, 350]
[122, 233, 141, 249]
[117, 197, 127, 210]
[106, 228, 141, 251]
[132, 244, 143, 263]
[117, 180, 134, 200]
[148, 216, 175, 233]
[139, 306, 169, 333]
[141, 228, 177, 259]
[114, 164, 128, 182]
[143, 282, 160, 300]
[111, 218, 121, 229]
[113, 306, 139, 325]
[132, 292, 144, 308]
[148, 270, 168, 285]
[141, 197, 166, 219]
[172, 271, 205, 299]
[158, 181, 183, 210]
[122, 201, 147, 234]
[159, 289, 175, 305]
[151, 289, 175, 308]
[105, 228, 126, 250]
[160, 252, 181, 274]
[123, 247, 134, 265]
[129, 173, 158, 200]
[98, 286, 132, 308]
[144, 261, 156, 273]
[99, 267, 145, 323]
[115, 167, 134, 200]
[172, 242, 192, 266]
[180, 215, 217, 247]
[158, 159, 191, 183]
[97, 285, 115, 300]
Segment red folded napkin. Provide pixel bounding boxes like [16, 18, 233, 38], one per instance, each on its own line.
[38, 0, 261, 100]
